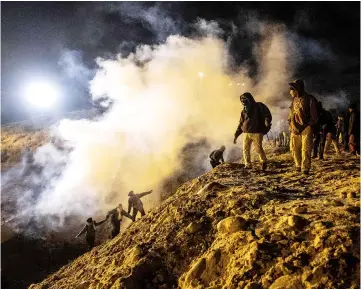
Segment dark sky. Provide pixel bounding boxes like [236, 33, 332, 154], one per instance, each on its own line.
[1, 2, 360, 123]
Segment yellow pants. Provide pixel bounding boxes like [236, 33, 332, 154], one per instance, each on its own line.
[290, 126, 313, 171]
[243, 133, 267, 166]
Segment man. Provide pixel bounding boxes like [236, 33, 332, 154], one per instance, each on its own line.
[233, 92, 272, 171]
[312, 101, 323, 159]
[342, 111, 350, 151]
[209, 145, 225, 168]
[288, 79, 318, 174]
[106, 203, 134, 239]
[323, 109, 340, 157]
[75, 217, 108, 250]
[348, 103, 360, 155]
[128, 190, 153, 220]
[335, 114, 344, 144]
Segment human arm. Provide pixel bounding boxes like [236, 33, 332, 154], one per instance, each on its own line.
[137, 190, 153, 198]
[94, 218, 108, 226]
[128, 199, 132, 215]
[121, 210, 135, 221]
[234, 115, 244, 143]
[75, 225, 87, 238]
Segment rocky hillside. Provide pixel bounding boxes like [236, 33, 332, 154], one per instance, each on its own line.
[29, 148, 360, 289]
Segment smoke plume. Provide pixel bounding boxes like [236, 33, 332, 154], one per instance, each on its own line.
[2, 18, 338, 235]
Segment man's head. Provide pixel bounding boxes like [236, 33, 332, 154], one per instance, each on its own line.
[117, 203, 123, 211]
[220, 145, 225, 151]
[288, 79, 305, 97]
[128, 191, 135, 196]
[348, 102, 356, 112]
[240, 92, 255, 111]
[86, 217, 93, 224]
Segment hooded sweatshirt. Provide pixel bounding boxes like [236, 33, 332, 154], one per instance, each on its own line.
[288, 80, 319, 135]
[234, 93, 272, 138]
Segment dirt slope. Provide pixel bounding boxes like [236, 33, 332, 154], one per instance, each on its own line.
[29, 149, 360, 289]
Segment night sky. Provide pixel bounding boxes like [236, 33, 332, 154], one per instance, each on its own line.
[1, 2, 360, 123]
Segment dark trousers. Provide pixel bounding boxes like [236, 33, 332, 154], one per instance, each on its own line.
[110, 226, 120, 239]
[210, 159, 220, 168]
[313, 133, 321, 157]
[343, 132, 349, 151]
[86, 235, 95, 250]
[132, 207, 146, 220]
[318, 133, 327, 159]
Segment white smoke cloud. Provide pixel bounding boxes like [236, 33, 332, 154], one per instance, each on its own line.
[3, 18, 341, 234]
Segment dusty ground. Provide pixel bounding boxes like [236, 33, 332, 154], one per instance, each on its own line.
[28, 146, 360, 289]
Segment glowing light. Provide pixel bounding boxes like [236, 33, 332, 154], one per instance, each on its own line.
[198, 72, 204, 78]
[242, 83, 245, 86]
[24, 81, 59, 109]
[229, 83, 233, 86]
[237, 83, 240, 86]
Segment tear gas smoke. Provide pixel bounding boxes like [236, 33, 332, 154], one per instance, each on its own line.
[3, 19, 338, 234]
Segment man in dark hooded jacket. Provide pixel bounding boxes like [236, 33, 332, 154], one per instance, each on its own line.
[348, 103, 360, 155]
[209, 145, 225, 168]
[128, 190, 153, 220]
[75, 217, 108, 250]
[288, 79, 318, 174]
[106, 203, 134, 239]
[233, 92, 272, 170]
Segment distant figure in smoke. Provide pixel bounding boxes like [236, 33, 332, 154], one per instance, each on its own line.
[336, 114, 345, 143]
[288, 79, 318, 174]
[209, 145, 225, 168]
[234, 92, 272, 171]
[347, 102, 360, 155]
[128, 190, 153, 220]
[75, 217, 107, 250]
[106, 203, 134, 239]
[323, 109, 340, 157]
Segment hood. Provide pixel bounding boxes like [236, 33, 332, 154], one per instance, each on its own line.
[288, 79, 305, 94]
[240, 92, 256, 104]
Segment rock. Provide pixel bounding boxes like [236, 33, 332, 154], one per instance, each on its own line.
[339, 192, 347, 199]
[244, 282, 261, 289]
[185, 257, 206, 283]
[347, 192, 357, 199]
[186, 222, 202, 234]
[217, 216, 247, 233]
[292, 206, 307, 214]
[287, 215, 308, 230]
[271, 233, 283, 241]
[127, 245, 142, 263]
[75, 281, 91, 289]
[230, 208, 243, 216]
[269, 275, 303, 289]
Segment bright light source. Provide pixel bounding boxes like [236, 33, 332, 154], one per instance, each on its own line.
[229, 83, 233, 86]
[242, 83, 245, 86]
[24, 81, 59, 109]
[237, 83, 240, 86]
[198, 72, 204, 78]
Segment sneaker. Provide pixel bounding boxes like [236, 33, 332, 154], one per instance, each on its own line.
[244, 165, 252, 169]
[296, 167, 301, 172]
[261, 162, 267, 171]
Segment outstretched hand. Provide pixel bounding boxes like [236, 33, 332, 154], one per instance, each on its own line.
[233, 137, 237, 144]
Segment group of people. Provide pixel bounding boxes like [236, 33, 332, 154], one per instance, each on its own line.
[77, 79, 359, 250]
[209, 79, 359, 175]
[75, 190, 153, 250]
